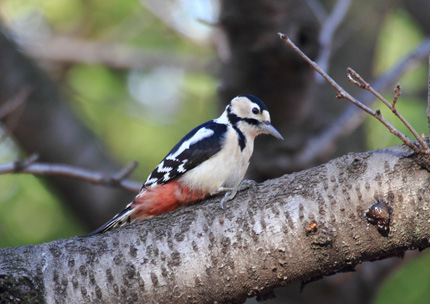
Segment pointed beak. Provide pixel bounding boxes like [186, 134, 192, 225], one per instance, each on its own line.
[260, 121, 284, 140]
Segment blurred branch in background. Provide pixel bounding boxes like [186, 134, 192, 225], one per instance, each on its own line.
[22, 36, 211, 72]
[313, 0, 352, 82]
[0, 86, 32, 141]
[0, 155, 141, 193]
[0, 26, 135, 229]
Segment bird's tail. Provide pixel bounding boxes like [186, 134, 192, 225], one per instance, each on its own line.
[84, 202, 136, 237]
[84, 180, 208, 237]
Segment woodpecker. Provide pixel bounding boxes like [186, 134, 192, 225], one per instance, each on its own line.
[87, 95, 283, 235]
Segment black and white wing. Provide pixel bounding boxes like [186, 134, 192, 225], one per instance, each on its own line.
[143, 120, 228, 189]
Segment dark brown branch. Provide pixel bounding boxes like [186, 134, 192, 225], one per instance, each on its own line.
[278, 32, 429, 155]
[392, 83, 401, 108]
[0, 157, 141, 193]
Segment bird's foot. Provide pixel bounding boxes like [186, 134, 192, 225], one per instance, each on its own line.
[219, 180, 257, 209]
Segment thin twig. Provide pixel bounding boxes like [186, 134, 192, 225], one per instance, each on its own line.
[278, 32, 427, 154]
[293, 38, 430, 167]
[347, 68, 429, 152]
[0, 157, 141, 193]
[392, 84, 401, 108]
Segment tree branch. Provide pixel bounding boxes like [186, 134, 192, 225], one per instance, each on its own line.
[1, 145, 429, 303]
[0, 156, 141, 193]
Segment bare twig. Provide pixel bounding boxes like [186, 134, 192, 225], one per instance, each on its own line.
[347, 68, 429, 152]
[0, 157, 141, 193]
[278, 32, 428, 155]
[392, 84, 401, 108]
[294, 38, 430, 166]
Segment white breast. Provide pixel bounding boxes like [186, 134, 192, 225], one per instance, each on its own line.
[179, 127, 254, 194]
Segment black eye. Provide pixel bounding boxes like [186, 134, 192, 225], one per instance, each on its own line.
[252, 107, 259, 114]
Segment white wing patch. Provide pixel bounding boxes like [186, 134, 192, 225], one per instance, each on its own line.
[167, 127, 214, 161]
[177, 160, 187, 173]
[145, 177, 158, 186]
[156, 161, 172, 173]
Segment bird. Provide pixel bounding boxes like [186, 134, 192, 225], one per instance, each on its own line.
[86, 95, 283, 236]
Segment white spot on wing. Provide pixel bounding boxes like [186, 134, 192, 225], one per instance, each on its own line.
[167, 127, 214, 160]
[157, 162, 172, 173]
[145, 177, 158, 185]
[177, 160, 187, 173]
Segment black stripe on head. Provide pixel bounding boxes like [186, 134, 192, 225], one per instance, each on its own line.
[238, 94, 268, 112]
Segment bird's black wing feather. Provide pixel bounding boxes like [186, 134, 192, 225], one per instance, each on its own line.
[143, 121, 228, 188]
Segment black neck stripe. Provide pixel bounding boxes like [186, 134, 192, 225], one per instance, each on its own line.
[227, 107, 247, 151]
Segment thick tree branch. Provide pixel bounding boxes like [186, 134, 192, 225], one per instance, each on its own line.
[0, 156, 141, 193]
[1, 144, 430, 303]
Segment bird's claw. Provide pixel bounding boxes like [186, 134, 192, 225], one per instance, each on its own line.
[219, 179, 257, 209]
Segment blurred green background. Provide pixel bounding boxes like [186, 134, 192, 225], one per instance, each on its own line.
[0, 1, 429, 303]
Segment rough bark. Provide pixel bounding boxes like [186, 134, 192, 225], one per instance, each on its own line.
[1, 144, 430, 304]
[0, 26, 134, 229]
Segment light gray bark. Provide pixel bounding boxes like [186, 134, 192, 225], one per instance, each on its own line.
[1, 144, 430, 303]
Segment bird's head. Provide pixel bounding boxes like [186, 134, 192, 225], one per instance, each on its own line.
[227, 95, 284, 140]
